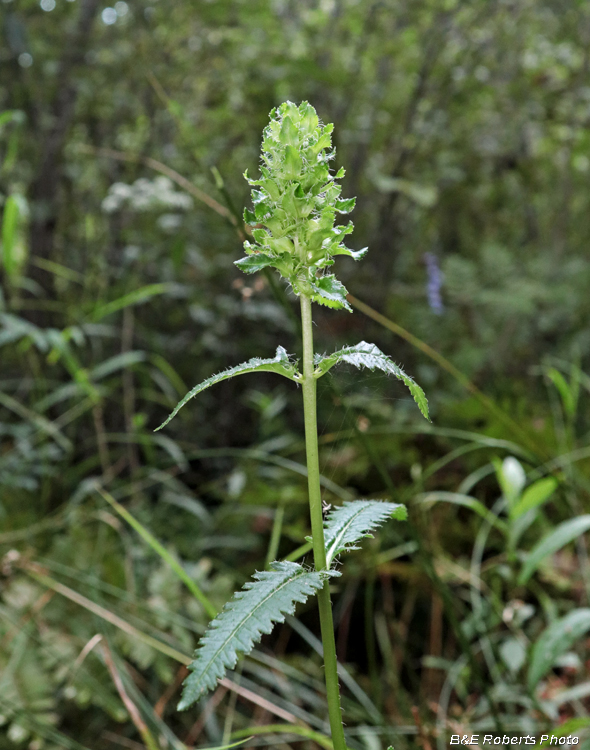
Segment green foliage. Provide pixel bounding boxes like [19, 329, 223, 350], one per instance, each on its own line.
[238, 101, 364, 311]
[323, 500, 407, 566]
[1, 194, 20, 279]
[157, 346, 300, 430]
[178, 561, 325, 709]
[528, 609, 590, 691]
[314, 341, 429, 420]
[518, 515, 590, 585]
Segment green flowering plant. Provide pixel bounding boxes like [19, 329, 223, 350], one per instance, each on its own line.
[158, 101, 428, 749]
[237, 100, 366, 310]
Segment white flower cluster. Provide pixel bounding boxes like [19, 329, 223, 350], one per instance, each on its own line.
[101, 176, 193, 214]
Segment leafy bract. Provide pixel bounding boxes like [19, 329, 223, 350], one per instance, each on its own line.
[310, 275, 351, 311]
[314, 341, 429, 420]
[323, 500, 407, 566]
[235, 252, 286, 275]
[178, 561, 325, 709]
[156, 346, 299, 431]
[528, 608, 590, 691]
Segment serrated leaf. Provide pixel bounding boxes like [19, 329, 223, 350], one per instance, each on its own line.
[156, 346, 299, 431]
[178, 561, 325, 709]
[324, 500, 407, 566]
[518, 515, 590, 585]
[1, 194, 20, 279]
[314, 341, 429, 420]
[310, 274, 351, 311]
[243, 207, 257, 225]
[335, 197, 356, 214]
[528, 609, 590, 691]
[235, 253, 278, 274]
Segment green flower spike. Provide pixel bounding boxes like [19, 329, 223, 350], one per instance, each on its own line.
[236, 100, 367, 311]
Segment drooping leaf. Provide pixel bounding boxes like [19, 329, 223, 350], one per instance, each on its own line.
[178, 561, 325, 709]
[323, 500, 407, 566]
[528, 609, 590, 691]
[314, 341, 429, 420]
[518, 515, 590, 585]
[156, 346, 299, 431]
[309, 275, 351, 311]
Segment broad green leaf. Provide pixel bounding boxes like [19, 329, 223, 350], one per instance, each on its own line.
[156, 346, 299, 431]
[1, 194, 20, 278]
[528, 609, 590, 691]
[323, 500, 407, 566]
[314, 341, 429, 420]
[518, 515, 590, 585]
[510, 476, 558, 520]
[178, 561, 325, 709]
[310, 274, 351, 311]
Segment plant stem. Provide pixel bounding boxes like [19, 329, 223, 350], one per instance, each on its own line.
[300, 293, 347, 750]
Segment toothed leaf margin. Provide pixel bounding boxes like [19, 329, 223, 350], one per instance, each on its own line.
[314, 341, 429, 420]
[178, 561, 325, 709]
[324, 500, 407, 566]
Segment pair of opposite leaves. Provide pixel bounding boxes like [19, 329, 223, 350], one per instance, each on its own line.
[156, 340, 429, 709]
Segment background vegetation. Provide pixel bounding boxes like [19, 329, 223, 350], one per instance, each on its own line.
[1, 0, 590, 748]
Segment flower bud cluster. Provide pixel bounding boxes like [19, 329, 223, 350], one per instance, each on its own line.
[236, 101, 366, 310]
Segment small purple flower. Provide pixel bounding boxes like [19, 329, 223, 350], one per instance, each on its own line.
[423, 252, 444, 315]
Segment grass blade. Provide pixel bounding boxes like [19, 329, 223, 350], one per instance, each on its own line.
[97, 487, 217, 619]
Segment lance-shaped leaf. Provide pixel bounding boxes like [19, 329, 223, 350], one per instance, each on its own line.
[156, 346, 299, 431]
[323, 500, 407, 566]
[178, 561, 325, 709]
[314, 341, 429, 420]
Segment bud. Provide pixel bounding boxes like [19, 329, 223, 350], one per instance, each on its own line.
[236, 101, 367, 311]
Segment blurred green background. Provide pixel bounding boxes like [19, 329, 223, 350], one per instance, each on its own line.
[1, 0, 590, 748]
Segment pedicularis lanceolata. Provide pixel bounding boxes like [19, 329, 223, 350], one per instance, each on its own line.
[157, 101, 429, 749]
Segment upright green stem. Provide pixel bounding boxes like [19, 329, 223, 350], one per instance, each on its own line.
[300, 294, 347, 750]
